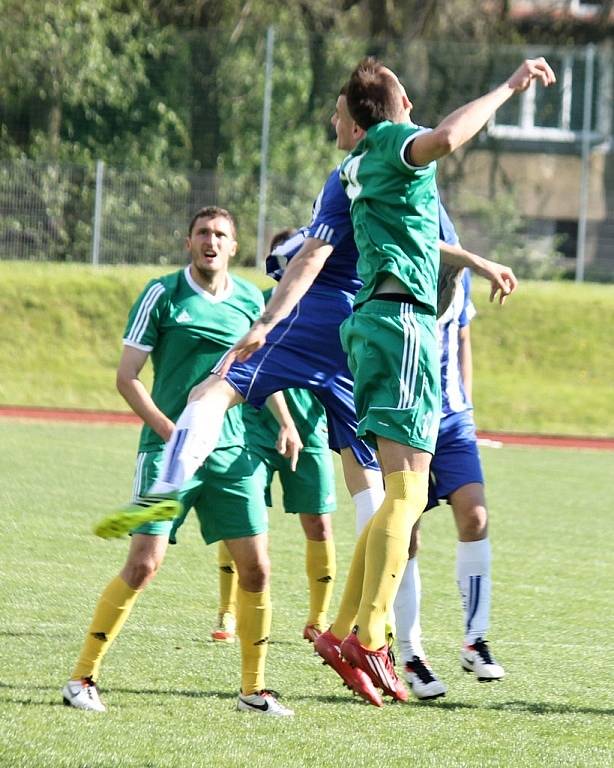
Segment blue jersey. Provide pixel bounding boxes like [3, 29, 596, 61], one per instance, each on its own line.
[267, 168, 457, 301]
[438, 269, 475, 418]
[267, 168, 362, 299]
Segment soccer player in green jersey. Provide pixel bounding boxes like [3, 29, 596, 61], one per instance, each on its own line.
[210, 386, 337, 645]
[173, 231, 338, 648]
[62, 207, 296, 716]
[316, 56, 555, 698]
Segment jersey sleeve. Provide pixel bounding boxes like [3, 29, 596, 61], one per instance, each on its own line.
[458, 271, 476, 327]
[306, 169, 354, 248]
[387, 123, 434, 173]
[123, 280, 167, 351]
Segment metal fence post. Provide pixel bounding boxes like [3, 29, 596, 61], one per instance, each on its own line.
[92, 159, 105, 266]
[256, 26, 275, 269]
[575, 43, 595, 283]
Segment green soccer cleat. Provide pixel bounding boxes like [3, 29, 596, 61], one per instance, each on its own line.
[94, 496, 182, 539]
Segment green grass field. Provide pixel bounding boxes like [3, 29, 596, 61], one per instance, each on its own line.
[1, 418, 613, 768]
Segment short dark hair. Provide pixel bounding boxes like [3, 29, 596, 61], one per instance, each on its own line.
[269, 228, 297, 253]
[346, 57, 404, 130]
[188, 206, 237, 239]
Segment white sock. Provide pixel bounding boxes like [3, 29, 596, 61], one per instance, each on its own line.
[393, 557, 425, 662]
[149, 400, 225, 494]
[352, 486, 385, 536]
[457, 538, 492, 645]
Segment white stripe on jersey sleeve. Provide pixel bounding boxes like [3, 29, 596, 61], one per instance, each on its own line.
[123, 339, 153, 352]
[125, 282, 165, 345]
[313, 222, 334, 243]
[400, 127, 432, 170]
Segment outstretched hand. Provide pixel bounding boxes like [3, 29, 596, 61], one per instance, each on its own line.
[475, 259, 518, 305]
[508, 57, 556, 93]
[216, 323, 269, 379]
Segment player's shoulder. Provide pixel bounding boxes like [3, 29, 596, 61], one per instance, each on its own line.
[135, 268, 183, 303]
[153, 268, 184, 291]
[229, 274, 265, 306]
[370, 120, 426, 150]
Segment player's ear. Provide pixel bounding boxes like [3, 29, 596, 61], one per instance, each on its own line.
[184, 236, 191, 252]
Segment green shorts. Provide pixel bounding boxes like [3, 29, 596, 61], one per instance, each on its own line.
[340, 299, 441, 453]
[252, 444, 336, 515]
[131, 446, 268, 544]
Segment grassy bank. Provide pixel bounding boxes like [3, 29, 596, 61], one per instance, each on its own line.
[2, 261, 613, 435]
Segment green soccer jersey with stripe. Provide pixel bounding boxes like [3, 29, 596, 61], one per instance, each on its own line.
[123, 266, 264, 452]
[242, 287, 330, 454]
[339, 120, 440, 313]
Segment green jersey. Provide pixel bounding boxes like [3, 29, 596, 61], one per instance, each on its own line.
[123, 266, 264, 452]
[339, 121, 440, 313]
[244, 387, 330, 455]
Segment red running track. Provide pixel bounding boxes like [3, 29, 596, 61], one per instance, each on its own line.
[2, 405, 613, 451]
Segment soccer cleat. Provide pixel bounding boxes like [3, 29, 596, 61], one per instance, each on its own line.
[94, 496, 182, 539]
[236, 690, 294, 717]
[340, 629, 409, 702]
[62, 677, 106, 712]
[211, 612, 236, 643]
[302, 624, 322, 644]
[460, 638, 505, 681]
[314, 629, 382, 707]
[403, 656, 447, 700]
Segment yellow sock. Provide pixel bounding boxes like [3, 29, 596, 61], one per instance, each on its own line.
[355, 470, 428, 650]
[71, 576, 141, 681]
[330, 517, 374, 640]
[305, 538, 336, 629]
[217, 541, 238, 616]
[236, 587, 271, 695]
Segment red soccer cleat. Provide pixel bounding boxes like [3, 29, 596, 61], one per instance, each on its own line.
[303, 624, 322, 644]
[341, 629, 409, 702]
[315, 629, 383, 707]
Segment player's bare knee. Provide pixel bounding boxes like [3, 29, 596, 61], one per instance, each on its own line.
[300, 513, 331, 541]
[236, 553, 270, 592]
[121, 558, 160, 589]
[456, 506, 488, 541]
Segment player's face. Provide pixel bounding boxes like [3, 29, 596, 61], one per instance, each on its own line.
[186, 214, 237, 278]
[331, 95, 363, 151]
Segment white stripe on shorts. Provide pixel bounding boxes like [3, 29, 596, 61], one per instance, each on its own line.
[132, 452, 147, 502]
[397, 304, 420, 409]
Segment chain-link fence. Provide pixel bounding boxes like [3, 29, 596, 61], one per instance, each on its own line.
[0, 33, 612, 281]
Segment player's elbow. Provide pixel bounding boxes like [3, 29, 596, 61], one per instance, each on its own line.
[431, 127, 455, 156]
[116, 369, 131, 396]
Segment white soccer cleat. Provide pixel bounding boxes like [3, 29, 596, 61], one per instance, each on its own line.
[211, 612, 236, 643]
[236, 690, 294, 717]
[460, 638, 505, 681]
[403, 656, 447, 700]
[62, 678, 106, 712]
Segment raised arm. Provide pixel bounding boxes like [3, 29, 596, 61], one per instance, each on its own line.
[216, 237, 332, 378]
[409, 58, 556, 167]
[116, 345, 175, 441]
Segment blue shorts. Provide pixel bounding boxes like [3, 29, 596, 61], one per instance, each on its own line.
[218, 287, 379, 471]
[426, 410, 484, 510]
